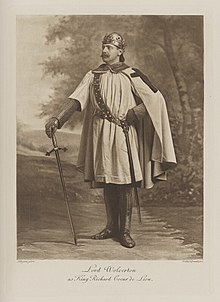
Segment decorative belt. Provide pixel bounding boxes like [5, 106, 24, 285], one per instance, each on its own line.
[93, 73, 126, 128]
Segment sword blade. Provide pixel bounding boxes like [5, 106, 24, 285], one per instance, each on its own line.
[52, 134, 77, 245]
[123, 129, 142, 224]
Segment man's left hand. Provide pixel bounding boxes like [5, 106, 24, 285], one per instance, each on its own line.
[126, 109, 137, 125]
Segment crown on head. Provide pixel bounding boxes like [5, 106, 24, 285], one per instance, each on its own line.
[102, 32, 126, 51]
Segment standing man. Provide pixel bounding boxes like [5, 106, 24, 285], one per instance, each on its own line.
[45, 32, 176, 248]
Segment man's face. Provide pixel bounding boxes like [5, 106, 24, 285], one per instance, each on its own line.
[101, 43, 122, 65]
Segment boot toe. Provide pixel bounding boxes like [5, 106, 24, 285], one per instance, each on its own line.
[120, 231, 135, 248]
[91, 228, 118, 240]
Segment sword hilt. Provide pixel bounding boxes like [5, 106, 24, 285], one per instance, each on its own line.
[45, 134, 68, 157]
[45, 147, 67, 156]
[45, 149, 54, 156]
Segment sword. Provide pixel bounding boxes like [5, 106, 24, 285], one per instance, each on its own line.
[45, 133, 77, 245]
[120, 120, 142, 224]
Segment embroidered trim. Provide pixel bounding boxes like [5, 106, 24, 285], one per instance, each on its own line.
[93, 73, 121, 126]
[93, 73, 129, 133]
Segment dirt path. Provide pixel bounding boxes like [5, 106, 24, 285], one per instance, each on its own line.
[17, 202, 202, 260]
[17, 154, 202, 260]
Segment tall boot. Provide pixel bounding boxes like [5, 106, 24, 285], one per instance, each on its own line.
[118, 185, 135, 248]
[91, 184, 119, 240]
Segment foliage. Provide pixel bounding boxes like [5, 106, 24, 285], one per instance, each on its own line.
[39, 15, 203, 205]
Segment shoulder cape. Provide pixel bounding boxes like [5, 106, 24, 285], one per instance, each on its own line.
[121, 67, 177, 188]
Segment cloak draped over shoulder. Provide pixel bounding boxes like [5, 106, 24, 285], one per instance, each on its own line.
[122, 68, 177, 188]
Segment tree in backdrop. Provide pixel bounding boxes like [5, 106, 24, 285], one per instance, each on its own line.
[40, 15, 203, 205]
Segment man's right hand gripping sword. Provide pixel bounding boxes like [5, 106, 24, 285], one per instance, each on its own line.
[45, 100, 81, 138]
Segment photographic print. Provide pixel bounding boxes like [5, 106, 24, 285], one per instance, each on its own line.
[16, 15, 204, 261]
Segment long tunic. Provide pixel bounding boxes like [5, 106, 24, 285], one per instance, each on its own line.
[68, 68, 143, 185]
[69, 64, 177, 189]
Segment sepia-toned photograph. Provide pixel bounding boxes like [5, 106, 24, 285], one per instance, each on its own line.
[16, 15, 204, 261]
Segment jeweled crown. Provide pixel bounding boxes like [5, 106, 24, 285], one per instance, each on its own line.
[102, 32, 126, 51]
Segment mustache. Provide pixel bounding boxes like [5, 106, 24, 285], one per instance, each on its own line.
[100, 53, 110, 58]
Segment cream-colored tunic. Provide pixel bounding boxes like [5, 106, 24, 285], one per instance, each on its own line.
[68, 70, 143, 185]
